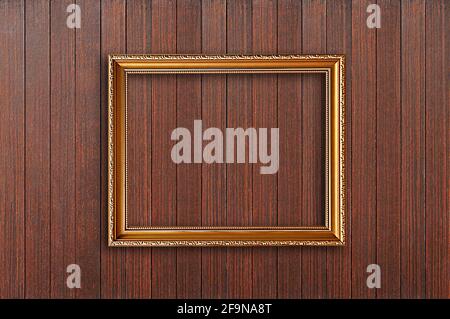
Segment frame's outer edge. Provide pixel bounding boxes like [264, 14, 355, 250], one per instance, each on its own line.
[339, 55, 346, 245]
[109, 240, 345, 247]
[108, 54, 346, 247]
[108, 55, 115, 246]
[109, 54, 342, 61]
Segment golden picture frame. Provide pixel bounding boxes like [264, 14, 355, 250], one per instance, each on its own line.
[108, 54, 345, 247]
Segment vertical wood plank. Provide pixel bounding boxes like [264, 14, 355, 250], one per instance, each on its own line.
[24, 0, 50, 298]
[126, 2, 152, 228]
[425, 0, 448, 299]
[201, 0, 228, 298]
[151, 0, 177, 298]
[74, 0, 101, 298]
[376, 0, 401, 298]
[277, 0, 302, 299]
[251, 0, 278, 298]
[50, 0, 76, 298]
[326, 0, 352, 298]
[0, 0, 25, 299]
[176, 0, 202, 298]
[350, 0, 377, 298]
[102, 0, 152, 298]
[401, 0, 426, 298]
[226, 0, 253, 298]
[100, 0, 127, 299]
[124, 0, 153, 299]
[301, 0, 327, 298]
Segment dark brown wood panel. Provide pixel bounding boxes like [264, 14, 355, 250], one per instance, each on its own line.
[301, 0, 327, 298]
[226, 0, 253, 298]
[150, 0, 177, 299]
[0, 0, 447, 299]
[124, 0, 154, 299]
[74, 0, 101, 298]
[401, 0, 426, 298]
[350, 0, 377, 299]
[50, 0, 77, 298]
[100, 0, 131, 299]
[425, 0, 448, 299]
[251, 0, 278, 299]
[0, 0, 24, 299]
[326, 0, 352, 298]
[201, 0, 228, 299]
[176, 0, 202, 299]
[277, 0, 303, 299]
[25, 0, 50, 298]
[127, 13, 152, 227]
[376, 0, 401, 298]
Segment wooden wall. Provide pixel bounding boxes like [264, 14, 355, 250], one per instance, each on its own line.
[0, 0, 447, 298]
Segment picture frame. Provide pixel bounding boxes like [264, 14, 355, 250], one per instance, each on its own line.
[108, 54, 345, 247]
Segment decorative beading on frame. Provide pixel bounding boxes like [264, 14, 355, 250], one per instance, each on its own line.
[108, 55, 115, 245]
[339, 55, 346, 244]
[109, 54, 344, 61]
[109, 240, 345, 247]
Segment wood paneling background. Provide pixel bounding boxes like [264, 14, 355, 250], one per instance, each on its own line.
[0, 0, 448, 299]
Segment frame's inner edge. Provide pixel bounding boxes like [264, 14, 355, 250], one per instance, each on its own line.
[124, 69, 331, 231]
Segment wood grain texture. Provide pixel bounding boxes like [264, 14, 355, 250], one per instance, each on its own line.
[326, 0, 352, 298]
[400, 0, 426, 298]
[74, 0, 101, 298]
[176, 0, 202, 299]
[350, 0, 377, 299]
[102, 0, 151, 298]
[201, 0, 228, 299]
[100, 0, 130, 299]
[226, 0, 253, 298]
[301, 0, 327, 298]
[150, 0, 177, 299]
[0, 0, 447, 299]
[277, 0, 303, 299]
[125, 1, 153, 298]
[251, 0, 278, 298]
[376, 0, 401, 298]
[425, 0, 448, 299]
[126, 2, 152, 228]
[50, 0, 76, 298]
[0, 0, 25, 299]
[25, 0, 50, 298]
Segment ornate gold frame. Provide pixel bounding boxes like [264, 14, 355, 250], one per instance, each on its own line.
[108, 54, 345, 247]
